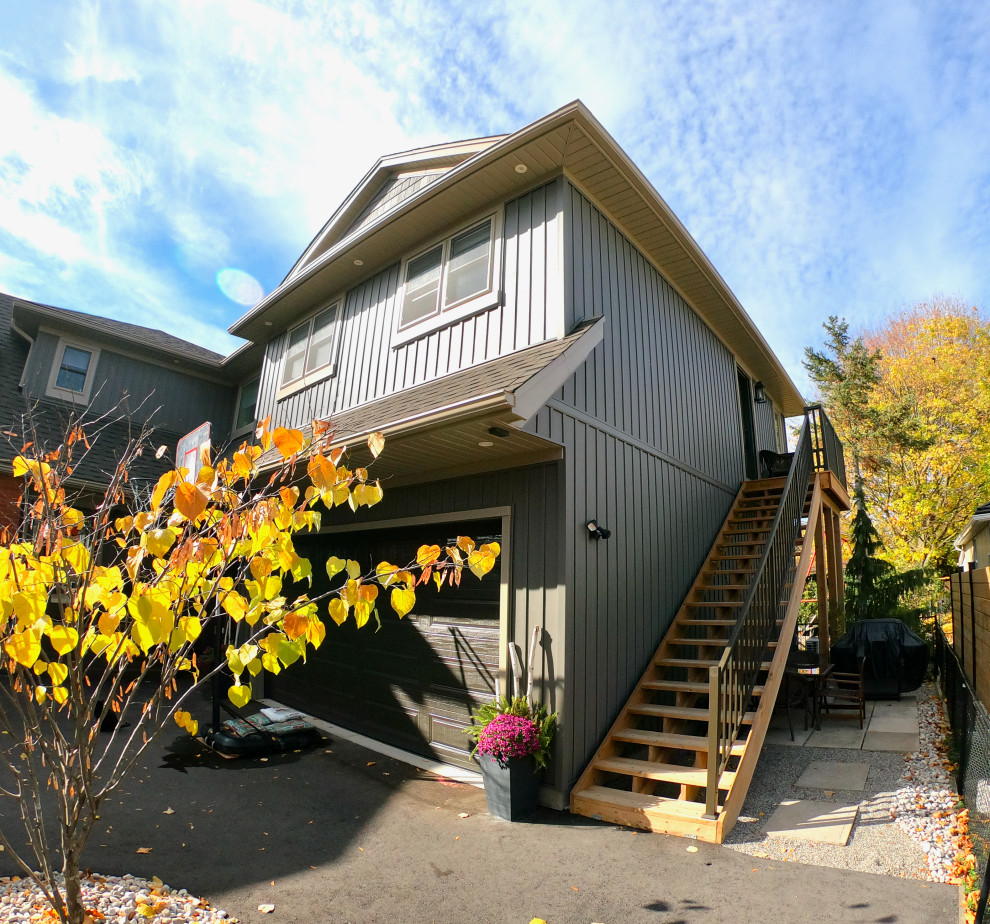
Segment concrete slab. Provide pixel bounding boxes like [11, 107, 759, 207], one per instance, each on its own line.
[795, 760, 870, 791]
[863, 730, 919, 752]
[764, 799, 859, 845]
[868, 714, 919, 734]
[805, 724, 866, 749]
[765, 725, 813, 747]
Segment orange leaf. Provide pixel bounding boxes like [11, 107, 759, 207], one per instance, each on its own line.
[273, 427, 304, 459]
[367, 431, 385, 458]
[416, 545, 441, 567]
[174, 482, 209, 521]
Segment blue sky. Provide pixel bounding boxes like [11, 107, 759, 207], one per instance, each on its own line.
[1, 1, 988, 394]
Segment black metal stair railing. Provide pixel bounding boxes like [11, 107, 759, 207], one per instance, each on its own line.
[704, 417, 813, 817]
[805, 403, 846, 489]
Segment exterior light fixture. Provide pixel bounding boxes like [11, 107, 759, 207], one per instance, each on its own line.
[587, 519, 612, 540]
[488, 426, 511, 438]
[514, 163, 528, 174]
[478, 440, 494, 448]
[353, 259, 364, 266]
[754, 381, 767, 404]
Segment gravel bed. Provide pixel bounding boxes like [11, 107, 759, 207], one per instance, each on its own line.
[724, 684, 959, 882]
[0, 872, 236, 923]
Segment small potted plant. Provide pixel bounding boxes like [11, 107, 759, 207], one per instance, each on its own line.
[467, 628, 557, 821]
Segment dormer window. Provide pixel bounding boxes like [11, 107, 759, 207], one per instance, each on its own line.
[46, 339, 100, 403]
[396, 213, 501, 343]
[277, 300, 342, 398]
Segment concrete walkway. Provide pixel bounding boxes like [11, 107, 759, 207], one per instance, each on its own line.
[0, 690, 955, 924]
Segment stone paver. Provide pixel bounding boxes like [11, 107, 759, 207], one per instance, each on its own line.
[764, 799, 860, 845]
[863, 730, 920, 752]
[795, 759, 870, 791]
[805, 724, 867, 749]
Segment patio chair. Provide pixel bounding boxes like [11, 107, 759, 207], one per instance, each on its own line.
[820, 656, 867, 728]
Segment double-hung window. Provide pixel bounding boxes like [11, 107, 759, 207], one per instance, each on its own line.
[396, 214, 500, 340]
[279, 301, 342, 396]
[46, 339, 100, 402]
[233, 378, 259, 434]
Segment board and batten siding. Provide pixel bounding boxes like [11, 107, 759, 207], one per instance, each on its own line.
[305, 460, 567, 793]
[24, 332, 237, 440]
[532, 182, 786, 786]
[257, 179, 566, 430]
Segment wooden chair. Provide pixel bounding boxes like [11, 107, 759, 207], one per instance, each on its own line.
[820, 656, 867, 728]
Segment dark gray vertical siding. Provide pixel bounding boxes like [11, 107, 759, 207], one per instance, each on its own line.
[313, 461, 566, 791]
[538, 183, 749, 786]
[255, 180, 564, 430]
[24, 332, 236, 439]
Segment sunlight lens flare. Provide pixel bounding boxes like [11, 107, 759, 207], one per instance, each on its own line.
[216, 268, 263, 306]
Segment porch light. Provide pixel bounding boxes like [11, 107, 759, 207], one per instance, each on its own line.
[587, 519, 611, 540]
[514, 164, 528, 174]
[754, 381, 767, 403]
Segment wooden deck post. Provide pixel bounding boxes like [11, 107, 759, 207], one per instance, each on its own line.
[824, 505, 845, 647]
[814, 505, 829, 664]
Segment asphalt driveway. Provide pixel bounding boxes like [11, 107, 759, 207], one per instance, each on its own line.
[0, 693, 957, 924]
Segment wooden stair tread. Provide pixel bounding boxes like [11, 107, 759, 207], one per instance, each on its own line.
[611, 729, 746, 754]
[643, 679, 765, 695]
[677, 618, 737, 626]
[658, 657, 772, 670]
[686, 600, 745, 607]
[667, 637, 730, 647]
[595, 757, 737, 788]
[628, 704, 755, 723]
[572, 785, 722, 819]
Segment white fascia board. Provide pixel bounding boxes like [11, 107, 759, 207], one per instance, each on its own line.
[508, 318, 606, 424]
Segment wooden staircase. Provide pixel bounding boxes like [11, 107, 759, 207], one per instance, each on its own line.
[570, 475, 823, 842]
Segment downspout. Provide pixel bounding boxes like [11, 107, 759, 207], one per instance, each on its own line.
[10, 320, 34, 389]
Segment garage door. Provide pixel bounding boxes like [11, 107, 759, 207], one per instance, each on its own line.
[273, 518, 502, 769]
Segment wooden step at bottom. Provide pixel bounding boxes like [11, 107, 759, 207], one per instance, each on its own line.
[611, 729, 747, 753]
[628, 703, 755, 724]
[595, 757, 737, 789]
[571, 786, 723, 836]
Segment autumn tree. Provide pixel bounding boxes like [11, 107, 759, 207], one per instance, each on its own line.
[0, 414, 499, 924]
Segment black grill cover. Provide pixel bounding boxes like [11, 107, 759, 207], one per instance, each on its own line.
[830, 618, 928, 698]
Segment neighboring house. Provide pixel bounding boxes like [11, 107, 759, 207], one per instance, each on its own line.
[0, 292, 262, 532]
[224, 100, 842, 829]
[956, 502, 990, 570]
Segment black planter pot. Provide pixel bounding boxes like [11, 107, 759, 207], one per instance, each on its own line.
[477, 753, 542, 821]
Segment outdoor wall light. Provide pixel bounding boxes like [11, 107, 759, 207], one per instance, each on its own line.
[488, 426, 511, 438]
[754, 381, 768, 404]
[587, 519, 612, 540]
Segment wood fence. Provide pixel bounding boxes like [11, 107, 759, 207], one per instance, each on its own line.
[949, 568, 990, 712]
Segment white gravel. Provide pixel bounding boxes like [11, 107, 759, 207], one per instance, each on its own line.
[0, 872, 236, 923]
[724, 684, 965, 882]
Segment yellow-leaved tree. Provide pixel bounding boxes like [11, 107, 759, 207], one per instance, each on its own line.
[862, 297, 990, 568]
[0, 415, 499, 924]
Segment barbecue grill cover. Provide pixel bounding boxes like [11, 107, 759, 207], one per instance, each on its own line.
[830, 618, 928, 697]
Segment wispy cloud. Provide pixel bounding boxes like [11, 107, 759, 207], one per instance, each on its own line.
[1, 0, 987, 392]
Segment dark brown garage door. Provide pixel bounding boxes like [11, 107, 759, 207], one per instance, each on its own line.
[273, 518, 502, 769]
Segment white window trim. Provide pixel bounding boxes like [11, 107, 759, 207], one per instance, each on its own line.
[45, 338, 101, 404]
[393, 211, 503, 347]
[231, 376, 260, 438]
[276, 299, 343, 401]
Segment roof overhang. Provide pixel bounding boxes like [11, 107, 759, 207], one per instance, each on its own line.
[255, 319, 603, 485]
[231, 101, 803, 415]
[955, 511, 990, 550]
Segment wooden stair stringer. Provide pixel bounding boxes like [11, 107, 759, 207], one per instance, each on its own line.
[569, 478, 788, 838]
[713, 478, 824, 842]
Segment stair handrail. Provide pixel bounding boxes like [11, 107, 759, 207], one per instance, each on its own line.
[804, 403, 846, 489]
[704, 415, 814, 817]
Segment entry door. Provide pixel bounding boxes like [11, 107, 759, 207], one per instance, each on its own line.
[737, 368, 759, 480]
[274, 518, 503, 769]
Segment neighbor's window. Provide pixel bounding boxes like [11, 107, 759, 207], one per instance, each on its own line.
[55, 346, 93, 392]
[46, 339, 100, 402]
[398, 216, 497, 331]
[280, 301, 342, 389]
[234, 378, 259, 432]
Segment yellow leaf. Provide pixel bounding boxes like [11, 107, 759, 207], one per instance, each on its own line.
[51, 686, 68, 705]
[144, 528, 177, 559]
[7, 630, 41, 667]
[174, 709, 191, 728]
[228, 684, 252, 709]
[283, 611, 309, 641]
[331, 483, 350, 507]
[35, 686, 48, 705]
[48, 626, 79, 656]
[327, 598, 348, 626]
[222, 592, 248, 622]
[326, 557, 346, 581]
[346, 559, 362, 579]
[468, 542, 501, 579]
[456, 536, 475, 554]
[186, 718, 199, 736]
[174, 482, 209, 521]
[353, 482, 384, 508]
[390, 587, 415, 619]
[98, 612, 121, 636]
[150, 471, 179, 513]
[416, 545, 441, 567]
[273, 427, 304, 459]
[307, 454, 337, 492]
[367, 431, 385, 458]
[353, 601, 375, 629]
[375, 561, 399, 586]
[46, 662, 68, 685]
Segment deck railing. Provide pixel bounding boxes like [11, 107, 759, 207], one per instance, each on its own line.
[805, 403, 846, 489]
[704, 416, 814, 817]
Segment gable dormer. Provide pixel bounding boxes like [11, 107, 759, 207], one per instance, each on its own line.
[285, 135, 505, 283]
